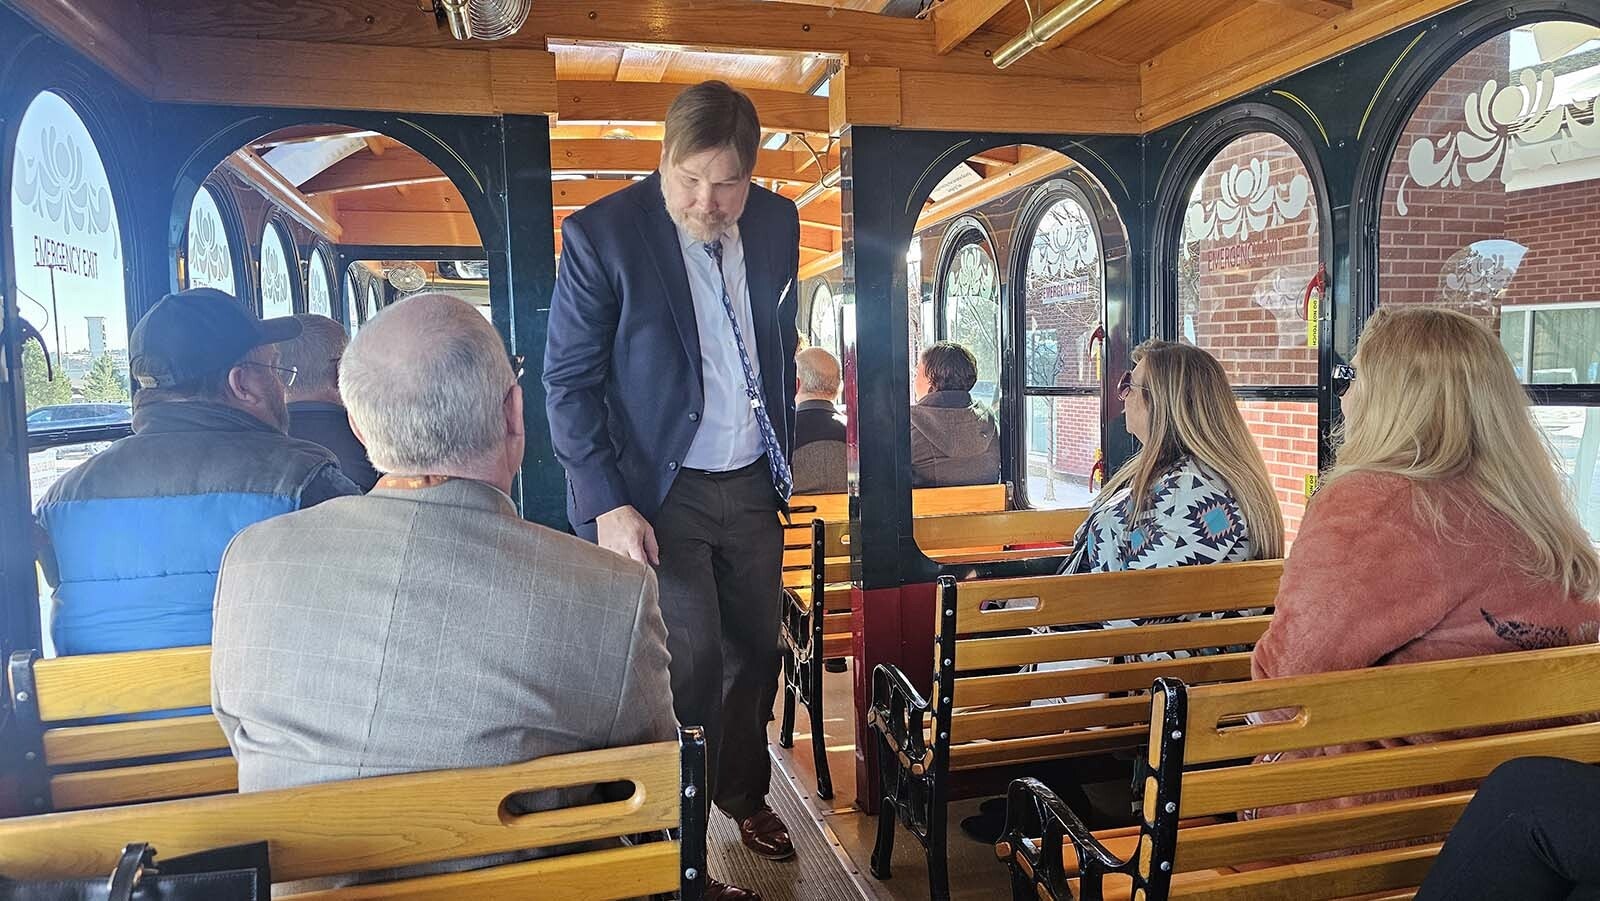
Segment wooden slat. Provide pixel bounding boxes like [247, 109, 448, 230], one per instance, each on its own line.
[284, 842, 679, 901]
[927, 547, 1070, 565]
[948, 724, 1147, 770]
[6, 0, 156, 92]
[951, 561, 1283, 633]
[953, 653, 1252, 708]
[955, 616, 1270, 671]
[32, 646, 212, 721]
[1183, 644, 1600, 764]
[0, 741, 679, 882]
[828, 65, 903, 131]
[557, 80, 829, 134]
[931, 0, 1014, 54]
[1180, 722, 1600, 818]
[1261, 0, 1355, 18]
[822, 634, 853, 659]
[50, 757, 238, 810]
[951, 694, 1149, 743]
[302, 148, 441, 195]
[336, 211, 482, 247]
[151, 36, 558, 116]
[912, 484, 1009, 516]
[1171, 791, 1471, 874]
[1168, 843, 1439, 901]
[550, 140, 804, 182]
[913, 508, 1087, 549]
[42, 715, 227, 766]
[225, 149, 343, 242]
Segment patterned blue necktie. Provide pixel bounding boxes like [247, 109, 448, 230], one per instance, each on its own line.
[704, 239, 793, 502]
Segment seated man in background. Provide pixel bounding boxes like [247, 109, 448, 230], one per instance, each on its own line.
[35, 289, 358, 656]
[211, 294, 683, 887]
[910, 341, 1000, 488]
[791, 346, 847, 494]
[279, 313, 379, 491]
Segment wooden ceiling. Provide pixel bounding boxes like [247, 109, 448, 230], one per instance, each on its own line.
[16, 0, 1472, 272]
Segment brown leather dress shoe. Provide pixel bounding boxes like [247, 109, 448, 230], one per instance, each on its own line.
[737, 805, 796, 861]
[705, 878, 761, 901]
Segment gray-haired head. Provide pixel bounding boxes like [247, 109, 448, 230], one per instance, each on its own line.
[340, 293, 520, 481]
[278, 314, 348, 402]
[796, 346, 841, 399]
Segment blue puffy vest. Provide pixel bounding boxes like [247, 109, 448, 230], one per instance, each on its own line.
[36, 402, 342, 656]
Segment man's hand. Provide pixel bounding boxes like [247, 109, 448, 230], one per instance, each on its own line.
[597, 504, 660, 566]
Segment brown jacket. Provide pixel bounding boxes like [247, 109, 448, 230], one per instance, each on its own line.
[909, 390, 1001, 488]
[1247, 470, 1600, 820]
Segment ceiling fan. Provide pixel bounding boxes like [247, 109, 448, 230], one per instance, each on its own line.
[434, 0, 531, 41]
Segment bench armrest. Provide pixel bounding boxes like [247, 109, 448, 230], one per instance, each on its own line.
[867, 663, 932, 773]
[1002, 777, 1133, 899]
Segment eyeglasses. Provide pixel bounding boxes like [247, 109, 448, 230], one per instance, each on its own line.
[510, 355, 525, 380]
[238, 361, 298, 387]
[1116, 370, 1149, 402]
[1332, 363, 1356, 398]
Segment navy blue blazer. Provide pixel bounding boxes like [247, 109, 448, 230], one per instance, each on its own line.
[543, 172, 801, 532]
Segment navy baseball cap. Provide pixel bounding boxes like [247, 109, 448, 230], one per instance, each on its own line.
[130, 289, 302, 388]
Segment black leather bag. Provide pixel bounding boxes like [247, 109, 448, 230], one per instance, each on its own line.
[0, 841, 269, 901]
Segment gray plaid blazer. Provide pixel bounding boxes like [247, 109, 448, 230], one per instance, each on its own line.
[211, 476, 676, 814]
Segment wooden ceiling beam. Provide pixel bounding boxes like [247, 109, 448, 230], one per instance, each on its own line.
[552, 179, 635, 209]
[930, 0, 1014, 55]
[337, 211, 482, 247]
[1138, 0, 1471, 129]
[143, 0, 1132, 83]
[1259, 0, 1354, 18]
[801, 224, 838, 254]
[549, 139, 807, 182]
[147, 35, 558, 116]
[7, 0, 157, 93]
[557, 80, 829, 134]
[224, 149, 343, 242]
[301, 149, 443, 196]
[1040, 0, 1138, 52]
[917, 149, 1073, 231]
[800, 249, 843, 281]
[829, 63, 1140, 134]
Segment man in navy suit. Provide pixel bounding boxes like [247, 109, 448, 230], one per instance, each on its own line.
[544, 81, 800, 896]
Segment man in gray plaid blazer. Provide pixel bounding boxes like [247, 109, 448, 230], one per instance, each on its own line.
[211, 294, 698, 886]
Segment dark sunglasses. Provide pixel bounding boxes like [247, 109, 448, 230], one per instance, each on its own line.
[1332, 363, 1356, 398]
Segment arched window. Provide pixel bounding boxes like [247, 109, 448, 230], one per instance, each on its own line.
[185, 185, 236, 294]
[258, 222, 295, 318]
[306, 246, 333, 317]
[1021, 185, 1105, 509]
[10, 90, 130, 419]
[367, 280, 382, 323]
[1377, 20, 1600, 540]
[1176, 128, 1324, 541]
[938, 225, 1000, 407]
[808, 281, 839, 359]
[344, 270, 361, 332]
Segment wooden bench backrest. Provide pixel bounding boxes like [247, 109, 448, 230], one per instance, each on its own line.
[9, 647, 235, 811]
[939, 561, 1283, 754]
[782, 483, 1009, 587]
[1134, 644, 1600, 900]
[0, 732, 702, 901]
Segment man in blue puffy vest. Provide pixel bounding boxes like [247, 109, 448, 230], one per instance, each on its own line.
[35, 289, 360, 656]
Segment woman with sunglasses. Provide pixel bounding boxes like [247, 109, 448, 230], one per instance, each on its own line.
[1244, 305, 1600, 820]
[1059, 340, 1283, 575]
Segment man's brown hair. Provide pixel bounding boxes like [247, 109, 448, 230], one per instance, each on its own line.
[920, 342, 979, 393]
[663, 80, 761, 176]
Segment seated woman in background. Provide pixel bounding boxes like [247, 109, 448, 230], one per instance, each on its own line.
[1252, 305, 1600, 683]
[1060, 339, 1283, 575]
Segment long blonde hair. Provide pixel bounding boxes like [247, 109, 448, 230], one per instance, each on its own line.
[1327, 306, 1599, 601]
[1102, 340, 1284, 560]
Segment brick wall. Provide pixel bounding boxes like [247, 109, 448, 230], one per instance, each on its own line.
[1241, 401, 1317, 543]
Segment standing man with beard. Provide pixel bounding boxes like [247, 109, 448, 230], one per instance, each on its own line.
[544, 81, 800, 901]
[34, 289, 360, 656]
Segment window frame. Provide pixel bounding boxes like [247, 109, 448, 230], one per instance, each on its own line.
[932, 215, 1002, 404]
[257, 215, 302, 318]
[305, 239, 337, 318]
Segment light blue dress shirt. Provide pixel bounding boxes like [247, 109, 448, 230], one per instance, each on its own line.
[678, 222, 767, 471]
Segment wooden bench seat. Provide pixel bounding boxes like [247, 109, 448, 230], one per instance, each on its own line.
[868, 559, 1284, 900]
[1000, 643, 1600, 901]
[777, 484, 1010, 799]
[8, 646, 233, 812]
[0, 727, 709, 901]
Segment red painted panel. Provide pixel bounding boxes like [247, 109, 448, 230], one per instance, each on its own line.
[853, 580, 938, 812]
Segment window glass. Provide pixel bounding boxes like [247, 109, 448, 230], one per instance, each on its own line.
[1024, 193, 1102, 389]
[1179, 132, 1321, 387]
[259, 224, 294, 318]
[367, 281, 382, 322]
[1238, 399, 1317, 546]
[1379, 21, 1600, 383]
[307, 247, 333, 317]
[1536, 406, 1600, 543]
[186, 186, 236, 294]
[941, 235, 1000, 406]
[344, 270, 360, 332]
[809, 281, 839, 359]
[10, 91, 131, 424]
[1025, 395, 1099, 509]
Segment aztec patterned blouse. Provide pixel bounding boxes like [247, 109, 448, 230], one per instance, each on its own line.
[1060, 455, 1253, 575]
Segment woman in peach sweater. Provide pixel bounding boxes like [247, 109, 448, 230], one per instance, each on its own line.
[1253, 306, 1600, 683]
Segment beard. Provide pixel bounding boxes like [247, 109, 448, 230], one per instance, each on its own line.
[667, 206, 731, 244]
